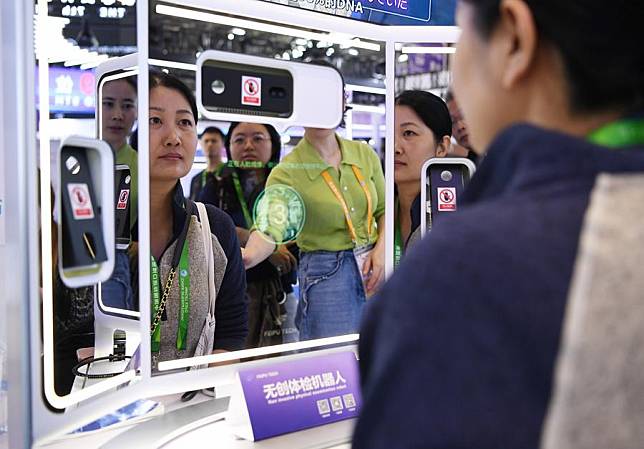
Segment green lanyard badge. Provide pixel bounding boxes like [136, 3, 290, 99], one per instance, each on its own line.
[588, 118, 644, 148]
[394, 198, 403, 268]
[150, 240, 190, 352]
[232, 170, 254, 229]
[150, 199, 193, 353]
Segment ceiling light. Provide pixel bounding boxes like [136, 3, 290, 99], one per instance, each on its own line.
[348, 48, 359, 56]
[346, 84, 386, 95]
[231, 27, 246, 36]
[149, 58, 198, 71]
[326, 47, 335, 57]
[398, 54, 409, 63]
[401, 46, 456, 54]
[227, 33, 235, 40]
[156, 4, 381, 52]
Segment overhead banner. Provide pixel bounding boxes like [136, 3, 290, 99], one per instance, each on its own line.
[261, 0, 455, 26]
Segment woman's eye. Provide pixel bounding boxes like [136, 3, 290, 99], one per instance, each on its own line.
[403, 130, 416, 137]
[149, 117, 161, 125]
[179, 119, 193, 127]
[102, 101, 114, 108]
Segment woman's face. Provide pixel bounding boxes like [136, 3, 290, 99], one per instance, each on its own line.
[394, 105, 446, 186]
[229, 123, 273, 164]
[149, 86, 197, 182]
[101, 79, 137, 151]
[452, 1, 508, 153]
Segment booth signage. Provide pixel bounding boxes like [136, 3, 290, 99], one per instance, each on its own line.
[229, 351, 361, 441]
[259, 0, 433, 23]
[362, 0, 431, 21]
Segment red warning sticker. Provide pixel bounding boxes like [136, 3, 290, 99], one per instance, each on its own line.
[241, 75, 261, 106]
[117, 189, 130, 210]
[437, 187, 457, 211]
[67, 183, 95, 220]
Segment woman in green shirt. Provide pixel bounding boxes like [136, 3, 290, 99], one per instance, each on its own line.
[243, 126, 386, 340]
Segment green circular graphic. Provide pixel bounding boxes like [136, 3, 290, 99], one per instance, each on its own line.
[253, 185, 306, 244]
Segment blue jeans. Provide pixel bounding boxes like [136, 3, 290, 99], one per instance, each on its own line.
[296, 250, 366, 340]
[101, 250, 134, 310]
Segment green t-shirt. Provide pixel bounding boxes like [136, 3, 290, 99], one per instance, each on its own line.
[266, 134, 385, 252]
[115, 143, 138, 230]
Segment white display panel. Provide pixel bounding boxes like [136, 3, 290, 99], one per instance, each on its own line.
[24, 0, 461, 445]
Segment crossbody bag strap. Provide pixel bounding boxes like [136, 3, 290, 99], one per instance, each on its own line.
[195, 201, 217, 316]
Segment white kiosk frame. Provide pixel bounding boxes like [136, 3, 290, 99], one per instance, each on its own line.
[1, 0, 459, 446]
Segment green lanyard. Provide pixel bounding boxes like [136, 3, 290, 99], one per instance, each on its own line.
[231, 170, 254, 229]
[394, 198, 403, 268]
[150, 238, 190, 353]
[200, 169, 211, 189]
[588, 118, 644, 148]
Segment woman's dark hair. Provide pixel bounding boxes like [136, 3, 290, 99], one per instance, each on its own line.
[149, 70, 198, 124]
[224, 122, 282, 165]
[461, 0, 644, 114]
[395, 90, 452, 140]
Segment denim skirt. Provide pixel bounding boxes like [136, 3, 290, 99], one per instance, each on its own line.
[296, 249, 366, 340]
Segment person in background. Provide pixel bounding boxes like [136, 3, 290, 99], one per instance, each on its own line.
[445, 87, 479, 163]
[242, 123, 386, 340]
[394, 90, 452, 263]
[100, 76, 138, 310]
[354, 0, 644, 448]
[189, 126, 225, 201]
[148, 71, 247, 366]
[199, 122, 299, 347]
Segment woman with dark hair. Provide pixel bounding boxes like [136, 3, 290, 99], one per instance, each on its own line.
[199, 122, 299, 347]
[354, 0, 644, 447]
[394, 90, 452, 263]
[148, 71, 247, 366]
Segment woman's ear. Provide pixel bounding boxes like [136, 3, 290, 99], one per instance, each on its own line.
[496, 0, 538, 89]
[436, 135, 451, 157]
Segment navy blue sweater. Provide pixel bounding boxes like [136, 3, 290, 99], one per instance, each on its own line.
[353, 124, 644, 449]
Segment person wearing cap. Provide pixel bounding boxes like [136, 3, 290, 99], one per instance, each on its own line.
[394, 90, 452, 262]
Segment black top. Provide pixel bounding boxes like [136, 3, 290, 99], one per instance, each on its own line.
[353, 124, 644, 449]
[189, 169, 218, 201]
[199, 168, 298, 290]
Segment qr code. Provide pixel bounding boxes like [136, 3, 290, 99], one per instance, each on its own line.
[317, 399, 331, 415]
[342, 393, 356, 409]
[330, 396, 344, 412]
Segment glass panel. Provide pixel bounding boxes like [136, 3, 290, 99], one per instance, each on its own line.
[40, 0, 139, 408]
[148, 1, 387, 371]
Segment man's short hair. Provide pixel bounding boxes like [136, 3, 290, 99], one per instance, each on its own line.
[200, 126, 225, 140]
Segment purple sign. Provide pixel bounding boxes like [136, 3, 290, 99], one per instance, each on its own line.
[238, 351, 361, 441]
[35, 66, 96, 115]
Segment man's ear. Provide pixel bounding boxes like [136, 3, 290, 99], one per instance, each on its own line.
[436, 135, 451, 157]
[495, 0, 538, 89]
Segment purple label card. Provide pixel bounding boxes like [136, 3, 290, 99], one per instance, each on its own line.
[226, 351, 361, 441]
